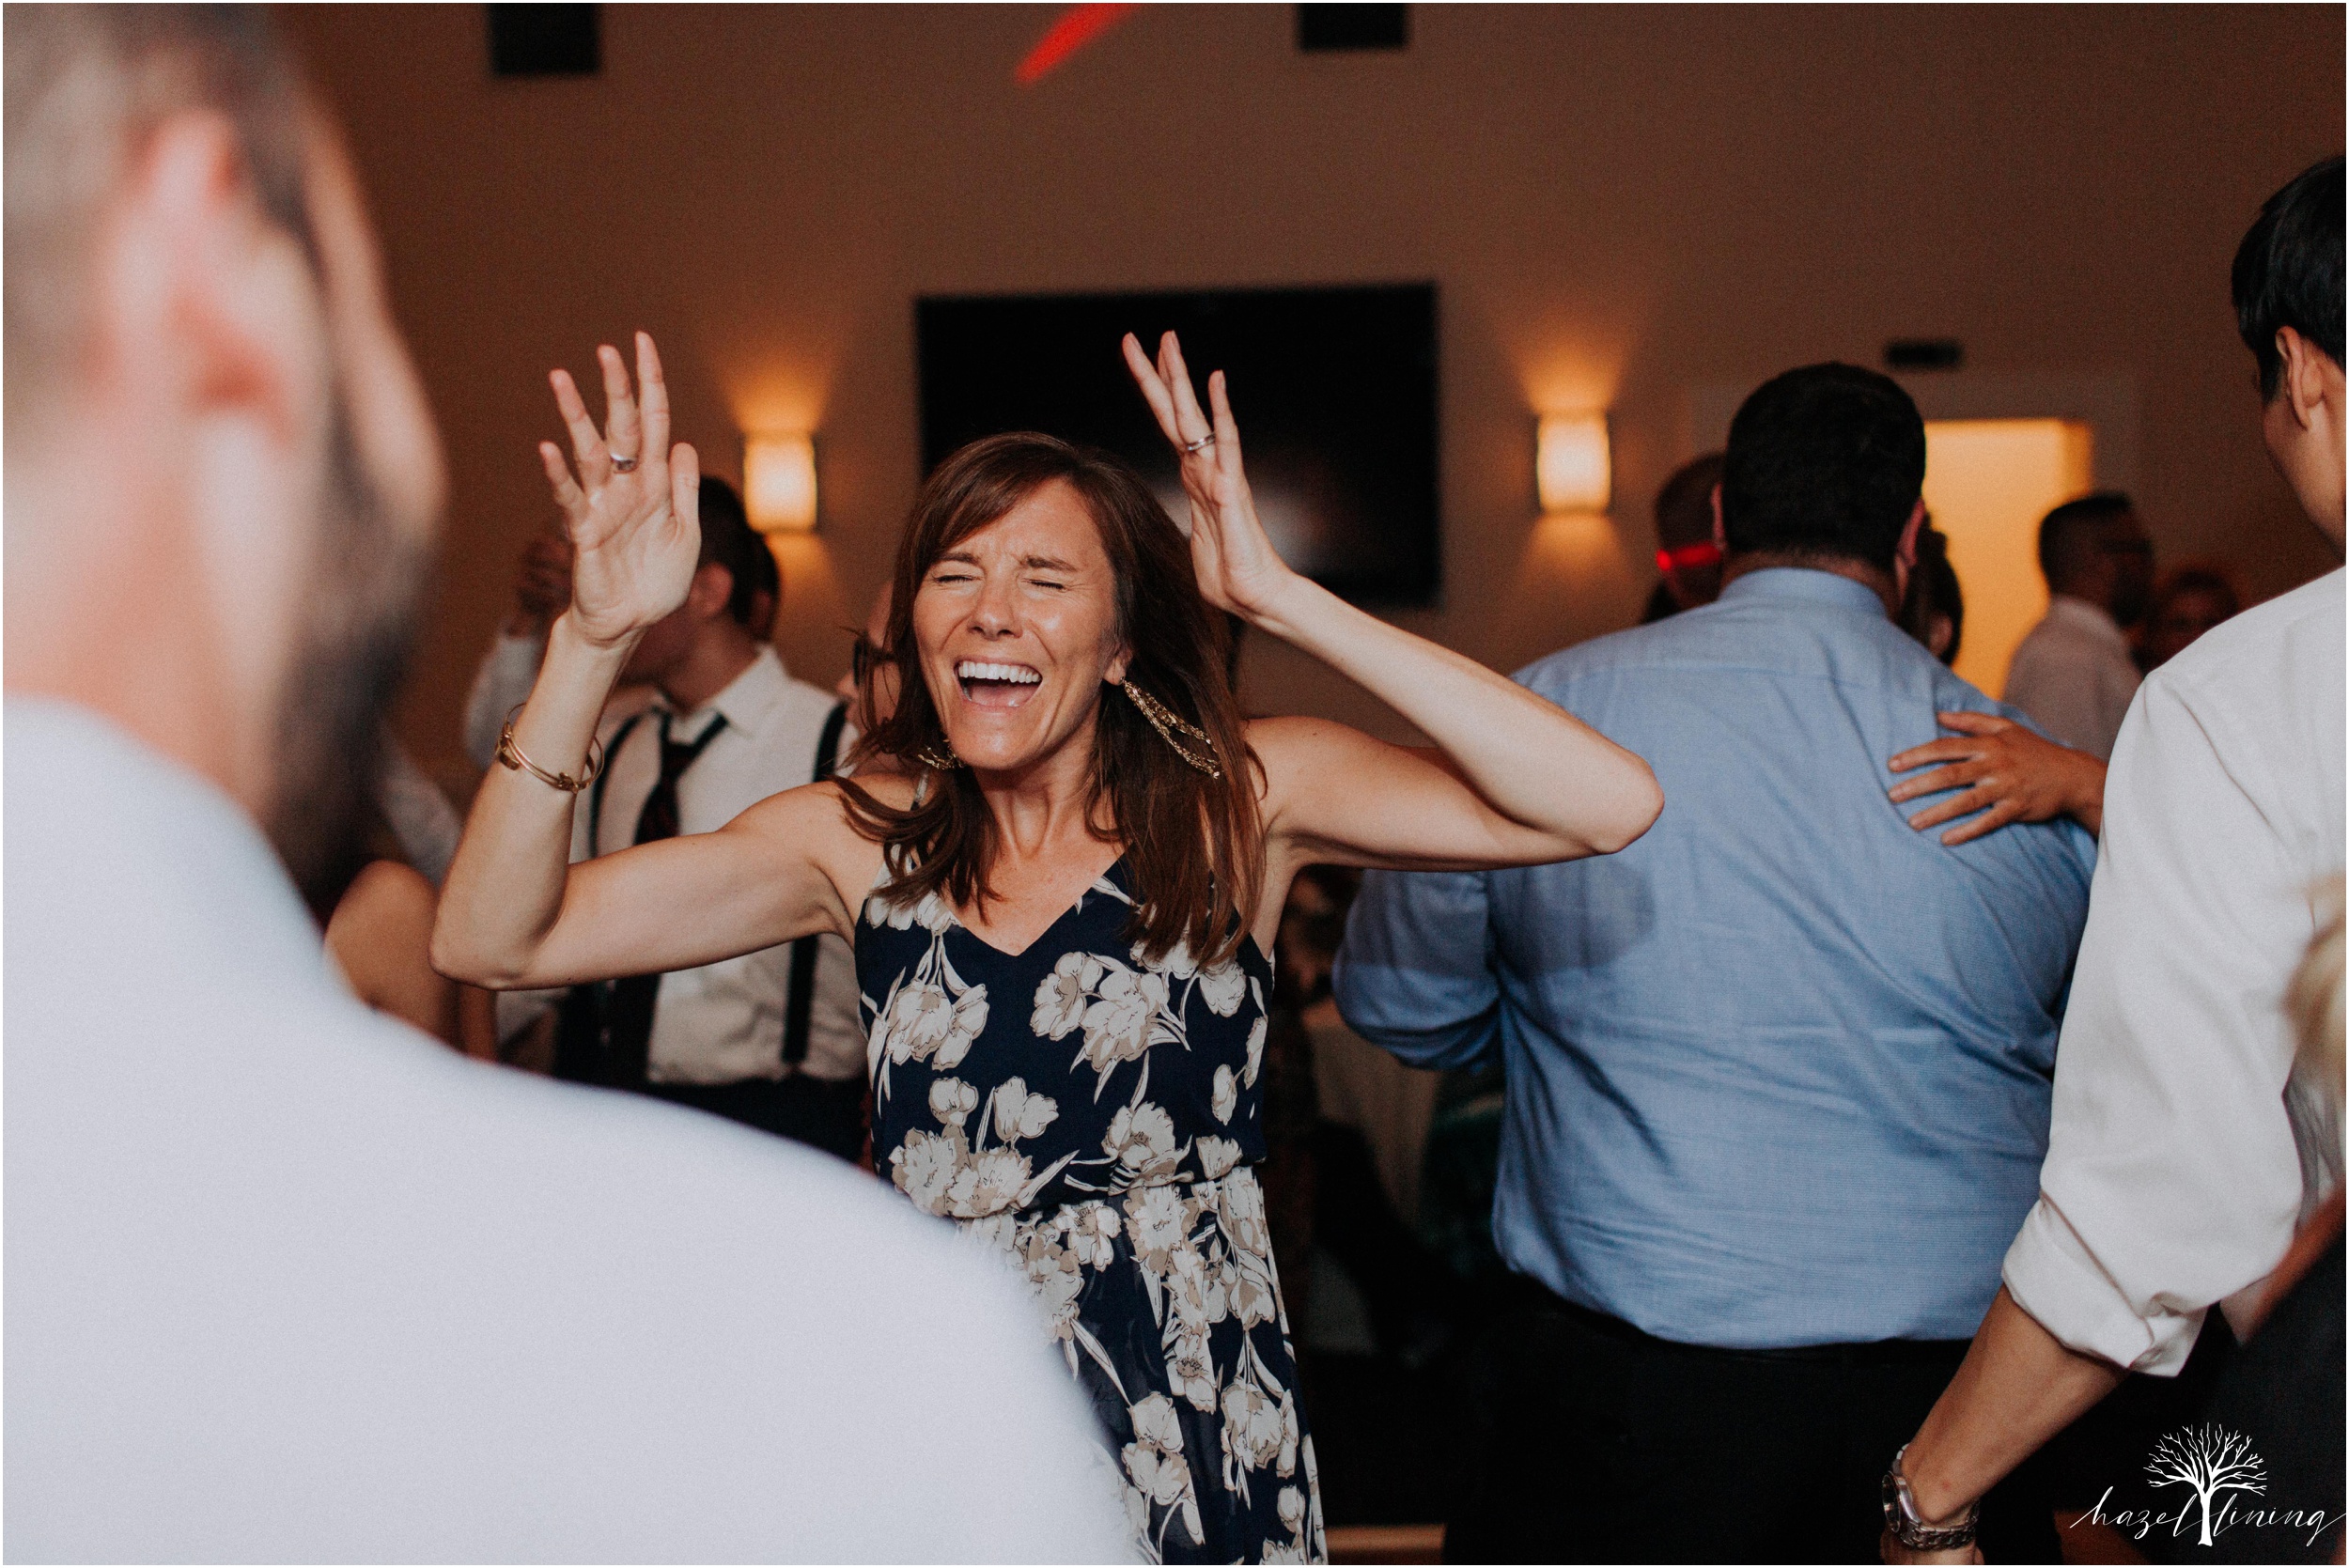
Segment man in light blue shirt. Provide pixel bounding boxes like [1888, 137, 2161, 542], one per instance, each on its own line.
[1333, 364, 2095, 1560]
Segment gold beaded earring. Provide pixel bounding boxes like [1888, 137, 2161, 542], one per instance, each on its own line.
[914, 740, 963, 772]
[1116, 678, 1221, 778]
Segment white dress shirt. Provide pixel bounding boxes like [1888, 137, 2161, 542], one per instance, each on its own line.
[3, 698, 1126, 1562]
[574, 646, 863, 1085]
[2001, 594, 2144, 760]
[477, 634, 863, 1086]
[2001, 568, 2345, 1374]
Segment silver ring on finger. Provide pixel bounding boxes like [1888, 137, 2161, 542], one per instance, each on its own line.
[609, 453, 639, 473]
[1183, 433, 1215, 454]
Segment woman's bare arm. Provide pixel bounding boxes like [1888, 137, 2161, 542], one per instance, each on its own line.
[431, 333, 872, 989]
[1122, 332, 1663, 890]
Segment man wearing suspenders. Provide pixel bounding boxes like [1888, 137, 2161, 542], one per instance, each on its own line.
[466, 479, 867, 1160]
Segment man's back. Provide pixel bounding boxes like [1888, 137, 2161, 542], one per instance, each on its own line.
[1335, 569, 2096, 1348]
[5, 700, 1124, 1562]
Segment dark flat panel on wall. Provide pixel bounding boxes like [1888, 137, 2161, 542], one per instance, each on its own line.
[919, 285, 1441, 609]
[1298, 5, 1408, 53]
[488, 5, 599, 77]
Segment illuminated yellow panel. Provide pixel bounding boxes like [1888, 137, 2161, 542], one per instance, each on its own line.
[1921, 419, 2095, 696]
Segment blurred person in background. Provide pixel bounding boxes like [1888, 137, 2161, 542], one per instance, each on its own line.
[464, 482, 871, 1162]
[539, 479, 866, 1158]
[2137, 560, 2245, 672]
[1887, 522, 2123, 848]
[2001, 491, 2155, 759]
[1884, 154, 2345, 1566]
[1900, 519, 1965, 664]
[1639, 451, 1727, 623]
[1337, 363, 2093, 1562]
[1, 8, 1126, 1560]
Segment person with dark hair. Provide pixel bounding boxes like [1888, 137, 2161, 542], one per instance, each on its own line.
[433, 331, 1661, 1562]
[1639, 451, 1726, 623]
[1900, 518, 1966, 664]
[2138, 560, 2244, 672]
[1884, 156, 2343, 1567]
[2002, 491, 2155, 759]
[457, 480, 862, 1131]
[5, 7, 1122, 1561]
[510, 473, 871, 1156]
[1334, 363, 2095, 1561]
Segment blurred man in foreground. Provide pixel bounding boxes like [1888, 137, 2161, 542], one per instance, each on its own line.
[2, 9, 1121, 1560]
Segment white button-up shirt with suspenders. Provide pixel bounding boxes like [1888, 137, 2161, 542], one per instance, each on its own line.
[554, 647, 863, 1092]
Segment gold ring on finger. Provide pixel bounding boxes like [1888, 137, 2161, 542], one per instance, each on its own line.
[609, 453, 639, 473]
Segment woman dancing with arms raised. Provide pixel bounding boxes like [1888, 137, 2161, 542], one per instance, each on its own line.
[434, 330, 1662, 1563]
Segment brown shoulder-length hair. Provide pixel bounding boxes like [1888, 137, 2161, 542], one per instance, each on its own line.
[836, 432, 1263, 965]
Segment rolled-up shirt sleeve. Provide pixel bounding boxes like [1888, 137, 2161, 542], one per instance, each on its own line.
[1331, 868, 1502, 1072]
[2001, 672, 2310, 1374]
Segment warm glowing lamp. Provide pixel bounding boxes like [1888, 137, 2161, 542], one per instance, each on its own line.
[744, 433, 818, 534]
[1535, 414, 1611, 513]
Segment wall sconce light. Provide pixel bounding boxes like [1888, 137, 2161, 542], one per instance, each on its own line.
[1535, 413, 1611, 513]
[744, 432, 818, 534]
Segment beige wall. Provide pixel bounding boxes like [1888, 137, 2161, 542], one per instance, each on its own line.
[286, 4, 2345, 786]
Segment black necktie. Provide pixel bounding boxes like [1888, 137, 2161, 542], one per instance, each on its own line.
[597, 711, 728, 1085]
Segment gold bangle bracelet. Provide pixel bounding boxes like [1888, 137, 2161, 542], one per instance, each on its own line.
[494, 705, 605, 793]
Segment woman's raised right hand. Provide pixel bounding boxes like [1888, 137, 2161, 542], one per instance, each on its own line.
[537, 331, 701, 650]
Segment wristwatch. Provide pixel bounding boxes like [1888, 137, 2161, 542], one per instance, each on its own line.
[1882, 1445, 1979, 1552]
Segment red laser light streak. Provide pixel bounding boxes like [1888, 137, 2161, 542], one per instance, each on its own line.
[1015, 4, 1139, 85]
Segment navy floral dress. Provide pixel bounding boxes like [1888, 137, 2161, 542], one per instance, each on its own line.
[859, 858, 1325, 1564]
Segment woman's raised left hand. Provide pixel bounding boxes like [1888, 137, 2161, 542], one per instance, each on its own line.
[1122, 331, 1301, 624]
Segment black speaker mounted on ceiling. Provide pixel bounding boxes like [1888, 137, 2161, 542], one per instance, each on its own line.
[1297, 5, 1408, 53]
[489, 4, 600, 78]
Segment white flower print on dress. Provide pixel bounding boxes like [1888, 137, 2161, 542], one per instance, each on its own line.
[1221, 1381, 1285, 1471]
[928, 1077, 978, 1128]
[1210, 1064, 1237, 1125]
[1105, 1101, 1183, 1181]
[1140, 938, 1200, 981]
[1165, 1241, 1229, 1331]
[870, 886, 955, 934]
[1241, 1014, 1268, 1090]
[1229, 1250, 1279, 1330]
[1197, 1135, 1241, 1179]
[1032, 952, 1100, 1040]
[1081, 965, 1170, 1077]
[1125, 1184, 1190, 1271]
[992, 1076, 1060, 1142]
[945, 1144, 1031, 1219]
[1167, 1325, 1219, 1412]
[892, 1127, 960, 1215]
[871, 970, 989, 1079]
[1196, 956, 1247, 1017]
[1066, 1203, 1123, 1268]
[1123, 1391, 1205, 1546]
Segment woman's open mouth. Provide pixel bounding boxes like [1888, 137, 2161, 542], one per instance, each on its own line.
[956, 659, 1043, 709]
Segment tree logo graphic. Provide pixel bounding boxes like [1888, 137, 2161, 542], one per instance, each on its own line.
[2145, 1423, 2268, 1546]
